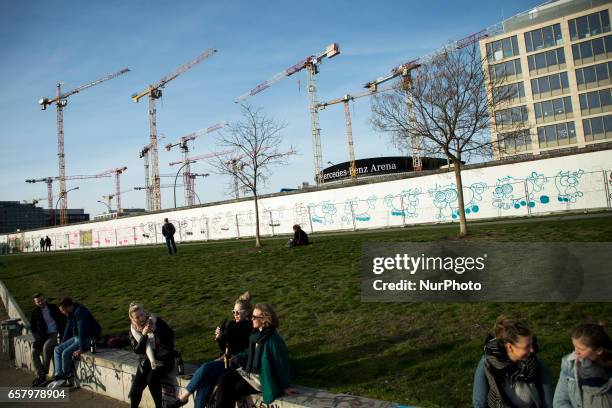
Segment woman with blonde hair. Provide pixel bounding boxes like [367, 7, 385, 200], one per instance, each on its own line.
[473, 315, 553, 408]
[553, 323, 611, 407]
[128, 302, 176, 408]
[214, 303, 297, 408]
[173, 292, 253, 408]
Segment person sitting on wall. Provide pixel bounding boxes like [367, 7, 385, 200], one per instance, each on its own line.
[49, 297, 101, 387]
[553, 322, 611, 407]
[162, 218, 177, 255]
[30, 293, 66, 387]
[173, 292, 254, 408]
[288, 224, 309, 247]
[472, 315, 553, 408]
[214, 303, 298, 408]
[128, 302, 176, 408]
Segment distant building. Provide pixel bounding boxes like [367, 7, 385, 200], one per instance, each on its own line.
[93, 208, 146, 221]
[0, 201, 91, 233]
[481, 0, 612, 159]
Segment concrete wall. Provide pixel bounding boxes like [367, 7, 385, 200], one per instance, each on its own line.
[2, 148, 612, 253]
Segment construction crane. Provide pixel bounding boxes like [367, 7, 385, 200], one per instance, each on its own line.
[97, 167, 128, 216]
[138, 134, 165, 211]
[25, 173, 112, 222]
[165, 122, 227, 206]
[169, 150, 231, 206]
[38, 68, 130, 225]
[235, 43, 340, 185]
[101, 189, 133, 213]
[131, 48, 218, 212]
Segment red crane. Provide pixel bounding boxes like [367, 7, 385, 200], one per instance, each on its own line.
[131, 48, 218, 211]
[235, 43, 340, 184]
[38, 68, 130, 224]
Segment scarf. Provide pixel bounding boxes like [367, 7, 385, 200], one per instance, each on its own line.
[245, 328, 275, 374]
[484, 337, 538, 408]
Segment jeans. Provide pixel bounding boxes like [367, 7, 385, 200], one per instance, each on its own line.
[215, 369, 258, 408]
[186, 360, 226, 408]
[32, 333, 58, 378]
[129, 358, 174, 408]
[165, 236, 177, 254]
[53, 337, 80, 377]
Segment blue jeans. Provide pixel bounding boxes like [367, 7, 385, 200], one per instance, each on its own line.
[186, 359, 226, 408]
[165, 236, 177, 254]
[53, 337, 80, 377]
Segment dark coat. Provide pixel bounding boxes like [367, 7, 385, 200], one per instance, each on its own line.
[62, 303, 102, 352]
[216, 319, 253, 357]
[30, 303, 66, 350]
[129, 317, 176, 368]
[293, 228, 309, 245]
[161, 223, 175, 237]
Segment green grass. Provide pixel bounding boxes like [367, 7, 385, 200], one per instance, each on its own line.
[1, 215, 611, 407]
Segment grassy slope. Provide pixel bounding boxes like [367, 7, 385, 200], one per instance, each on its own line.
[1, 216, 611, 407]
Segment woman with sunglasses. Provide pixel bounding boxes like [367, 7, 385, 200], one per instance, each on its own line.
[214, 303, 297, 408]
[473, 315, 553, 408]
[173, 292, 253, 408]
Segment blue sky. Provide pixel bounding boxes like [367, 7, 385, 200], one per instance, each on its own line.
[0, 0, 538, 217]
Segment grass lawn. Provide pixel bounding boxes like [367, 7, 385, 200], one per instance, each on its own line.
[1, 215, 611, 407]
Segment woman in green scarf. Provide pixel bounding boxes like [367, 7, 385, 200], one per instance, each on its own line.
[215, 303, 298, 407]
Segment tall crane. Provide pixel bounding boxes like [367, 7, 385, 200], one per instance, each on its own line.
[165, 122, 227, 206]
[38, 68, 130, 224]
[138, 134, 165, 211]
[131, 48, 218, 211]
[97, 167, 128, 216]
[25, 173, 112, 223]
[101, 189, 133, 213]
[235, 43, 340, 185]
[169, 150, 232, 206]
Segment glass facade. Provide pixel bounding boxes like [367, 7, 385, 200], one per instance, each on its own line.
[583, 114, 612, 141]
[525, 23, 563, 52]
[530, 72, 570, 98]
[488, 58, 523, 80]
[534, 96, 573, 123]
[486, 36, 520, 62]
[495, 105, 529, 129]
[537, 121, 577, 148]
[527, 47, 566, 73]
[578, 87, 612, 113]
[571, 34, 612, 64]
[568, 9, 611, 40]
[575, 61, 612, 89]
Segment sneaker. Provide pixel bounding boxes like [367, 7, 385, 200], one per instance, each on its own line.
[47, 379, 65, 389]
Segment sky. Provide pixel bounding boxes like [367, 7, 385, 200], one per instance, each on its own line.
[0, 0, 539, 218]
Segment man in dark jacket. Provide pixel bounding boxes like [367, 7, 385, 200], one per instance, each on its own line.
[30, 293, 66, 386]
[161, 218, 177, 255]
[51, 298, 101, 384]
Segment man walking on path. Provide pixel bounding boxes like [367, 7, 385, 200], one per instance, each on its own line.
[50, 298, 101, 387]
[30, 293, 66, 386]
[162, 218, 177, 255]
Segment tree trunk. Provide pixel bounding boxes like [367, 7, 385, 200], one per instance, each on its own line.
[453, 161, 468, 237]
[254, 194, 261, 248]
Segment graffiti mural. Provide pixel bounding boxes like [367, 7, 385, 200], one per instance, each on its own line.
[554, 169, 584, 203]
[343, 196, 377, 223]
[384, 188, 421, 217]
[308, 201, 338, 225]
[80, 230, 93, 247]
[429, 182, 486, 220]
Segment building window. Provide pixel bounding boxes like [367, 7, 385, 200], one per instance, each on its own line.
[568, 10, 611, 41]
[525, 23, 563, 52]
[583, 114, 612, 141]
[576, 61, 612, 90]
[498, 129, 532, 153]
[488, 58, 522, 81]
[571, 34, 612, 65]
[578, 87, 612, 114]
[530, 72, 570, 99]
[486, 36, 520, 62]
[493, 81, 525, 104]
[495, 105, 528, 129]
[537, 121, 577, 148]
[534, 96, 573, 123]
[527, 47, 566, 74]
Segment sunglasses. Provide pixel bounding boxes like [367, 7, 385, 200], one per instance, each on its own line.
[232, 310, 243, 315]
[252, 315, 264, 320]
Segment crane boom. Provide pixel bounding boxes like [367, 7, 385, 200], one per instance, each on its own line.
[169, 150, 233, 166]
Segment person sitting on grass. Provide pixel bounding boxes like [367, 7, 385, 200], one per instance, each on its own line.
[50, 297, 101, 387]
[553, 323, 611, 408]
[128, 302, 176, 408]
[473, 315, 553, 408]
[214, 303, 298, 408]
[288, 224, 309, 247]
[173, 292, 254, 408]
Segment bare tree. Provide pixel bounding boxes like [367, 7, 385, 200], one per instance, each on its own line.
[370, 42, 525, 236]
[214, 105, 296, 248]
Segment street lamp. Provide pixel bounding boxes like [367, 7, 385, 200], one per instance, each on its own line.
[97, 200, 111, 213]
[173, 161, 195, 209]
[55, 187, 79, 225]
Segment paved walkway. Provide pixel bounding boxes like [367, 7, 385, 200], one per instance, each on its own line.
[0, 307, 128, 407]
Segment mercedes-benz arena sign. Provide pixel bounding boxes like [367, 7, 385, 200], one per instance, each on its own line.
[320, 156, 448, 183]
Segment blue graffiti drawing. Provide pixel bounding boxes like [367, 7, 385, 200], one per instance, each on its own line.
[554, 169, 584, 203]
[492, 172, 549, 210]
[429, 182, 486, 220]
[343, 196, 377, 222]
[307, 201, 337, 225]
[384, 188, 421, 217]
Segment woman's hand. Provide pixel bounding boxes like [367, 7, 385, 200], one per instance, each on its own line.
[214, 326, 222, 340]
[142, 323, 153, 335]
